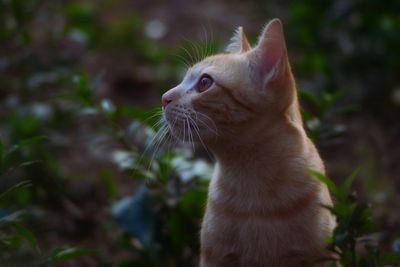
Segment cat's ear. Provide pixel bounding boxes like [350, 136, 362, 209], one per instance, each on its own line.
[249, 19, 287, 86]
[226, 26, 251, 53]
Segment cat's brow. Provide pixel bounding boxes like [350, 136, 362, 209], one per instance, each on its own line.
[185, 65, 203, 82]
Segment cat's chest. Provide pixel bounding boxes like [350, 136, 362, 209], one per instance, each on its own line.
[201, 207, 322, 264]
[208, 165, 317, 214]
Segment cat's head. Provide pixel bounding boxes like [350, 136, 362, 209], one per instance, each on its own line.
[162, 19, 298, 146]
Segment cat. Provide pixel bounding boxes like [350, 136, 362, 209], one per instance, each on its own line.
[161, 18, 336, 267]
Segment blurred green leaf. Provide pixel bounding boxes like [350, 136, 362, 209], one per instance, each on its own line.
[64, 2, 95, 19]
[19, 136, 46, 147]
[343, 168, 359, 193]
[335, 168, 359, 203]
[0, 180, 32, 201]
[12, 223, 40, 253]
[0, 139, 4, 172]
[309, 170, 337, 194]
[72, 73, 94, 106]
[100, 169, 119, 200]
[380, 252, 400, 265]
[44, 247, 95, 264]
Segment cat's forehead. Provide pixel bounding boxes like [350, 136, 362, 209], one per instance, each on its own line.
[186, 54, 242, 76]
[196, 54, 237, 68]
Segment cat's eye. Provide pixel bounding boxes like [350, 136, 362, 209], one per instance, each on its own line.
[196, 74, 214, 92]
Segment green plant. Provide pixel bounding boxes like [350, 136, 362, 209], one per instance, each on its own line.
[0, 137, 95, 266]
[311, 171, 400, 267]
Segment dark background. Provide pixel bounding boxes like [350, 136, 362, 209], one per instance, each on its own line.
[0, 0, 399, 266]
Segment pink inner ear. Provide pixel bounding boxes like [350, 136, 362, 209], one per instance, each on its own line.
[250, 19, 286, 85]
[249, 40, 284, 87]
[260, 40, 283, 78]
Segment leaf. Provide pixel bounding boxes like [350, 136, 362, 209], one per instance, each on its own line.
[299, 89, 320, 107]
[343, 168, 359, 192]
[5, 144, 20, 158]
[45, 247, 95, 263]
[100, 169, 119, 200]
[0, 210, 24, 227]
[0, 180, 32, 200]
[18, 160, 42, 168]
[0, 139, 4, 172]
[19, 136, 47, 147]
[380, 252, 400, 265]
[72, 73, 94, 106]
[133, 169, 157, 180]
[12, 223, 40, 253]
[309, 170, 337, 194]
[336, 168, 359, 203]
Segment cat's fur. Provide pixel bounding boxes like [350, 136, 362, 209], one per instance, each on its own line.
[162, 19, 335, 267]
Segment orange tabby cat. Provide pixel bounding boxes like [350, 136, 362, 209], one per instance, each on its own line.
[162, 19, 335, 267]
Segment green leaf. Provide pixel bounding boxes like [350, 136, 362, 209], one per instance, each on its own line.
[332, 202, 356, 221]
[299, 89, 320, 107]
[379, 252, 400, 265]
[336, 168, 359, 203]
[18, 160, 41, 168]
[72, 73, 94, 106]
[133, 169, 157, 180]
[309, 170, 337, 194]
[5, 144, 20, 158]
[12, 223, 40, 253]
[0, 180, 32, 200]
[343, 168, 359, 192]
[0, 139, 4, 173]
[45, 247, 95, 263]
[100, 169, 119, 200]
[19, 136, 47, 147]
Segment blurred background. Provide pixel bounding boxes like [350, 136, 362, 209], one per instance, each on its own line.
[0, 0, 399, 266]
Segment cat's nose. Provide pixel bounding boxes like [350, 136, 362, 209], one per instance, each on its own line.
[161, 93, 173, 107]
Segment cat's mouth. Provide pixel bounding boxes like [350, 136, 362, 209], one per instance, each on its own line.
[163, 105, 218, 143]
[164, 106, 198, 140]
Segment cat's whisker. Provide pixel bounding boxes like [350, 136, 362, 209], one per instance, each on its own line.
[144, 108, 163, 119]
[151, 117, 167, 129]
[200, 24, 214, 60]
[164, 116, 180, 155]
[187, 114, 213, 159]
[185, 37, 202, 63]
[186, 117, 194, 151]
[142, 121, 166, 159]
[206, 21, 215, 57]
[190, 40, 201, 63]
[185, 115, 196, 152]
[173, 52, 191, 69]
[182, 117, 187, 144]
[200, 25, 207, 60]
[147, 123, 169, 170]
[195, 115, 218, 136]
[147, 113, 163, 123]
[181, 40, 198, 64]
[194, 111, 219, 137]
[151, 130, 168, 161]
[143, 110, 164, 132]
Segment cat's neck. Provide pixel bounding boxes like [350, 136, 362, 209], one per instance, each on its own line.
[209, 115, 320, 185]
[213, 115, 302, 158]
